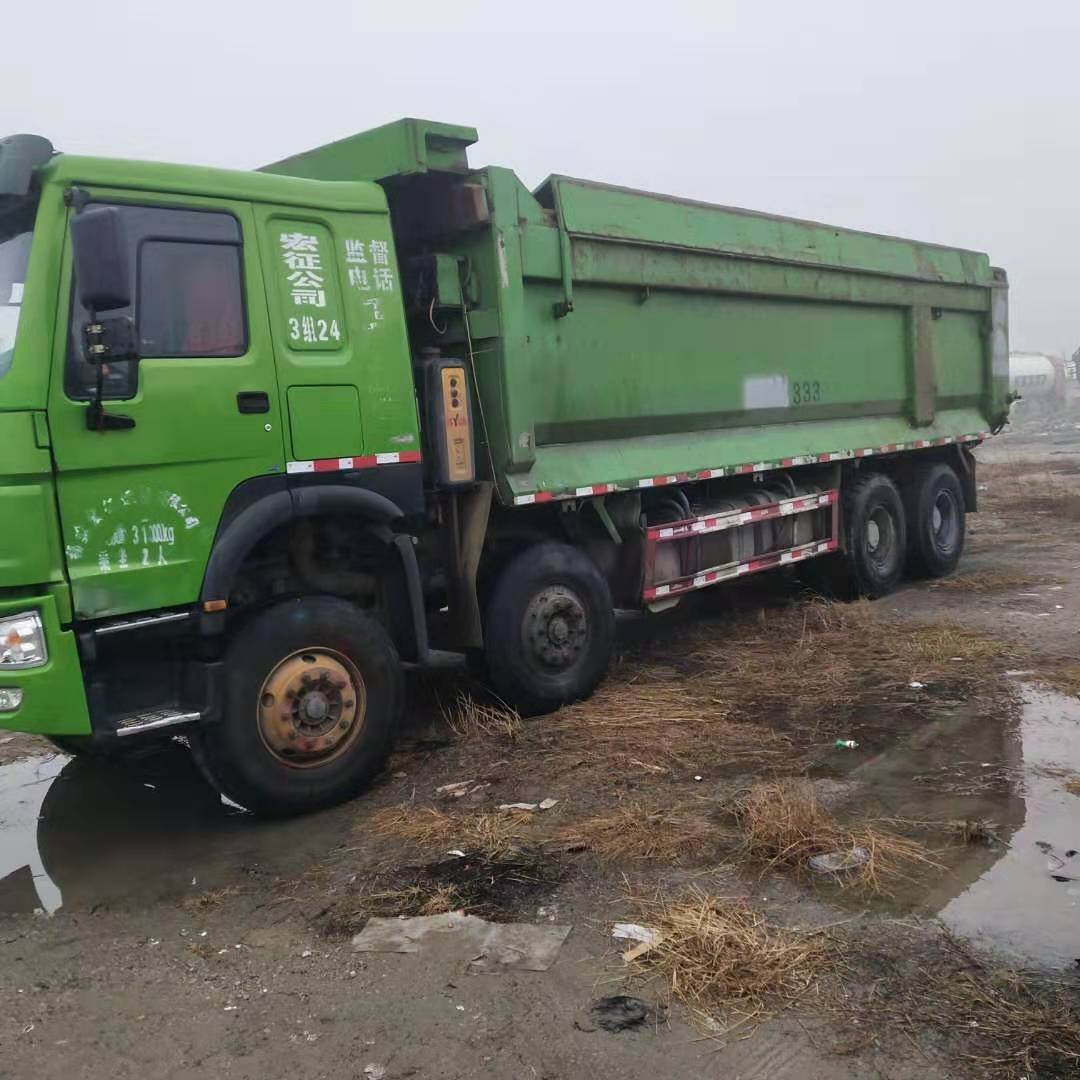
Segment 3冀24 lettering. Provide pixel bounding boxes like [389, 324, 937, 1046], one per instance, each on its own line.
[288, 317, 341, 344]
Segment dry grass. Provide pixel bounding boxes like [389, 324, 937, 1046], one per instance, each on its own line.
[557, 801, 721, 864]
[443, 693, 522, 741]
[179, 886, 239, 912]
[543, 665, 795, 774]
[930, 568, 1047, 593]
[895, 817, 1002, 846]
[681, 601, 1019, 725]
[368, 805, 533, 859]
[1039, 662, 1080, 700]
[729, 780, 939, 893]
[843, 930, 1080, 1079]
[982, 467, 1080, 522]
[320, 882, 461, 936]
[1065, 778, 1080, 798]
[627, 887, 834, 1033]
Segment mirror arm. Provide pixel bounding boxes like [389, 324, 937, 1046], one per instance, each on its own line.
[83, 309, 136, 433]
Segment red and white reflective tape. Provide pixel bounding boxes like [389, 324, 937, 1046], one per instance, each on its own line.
[513, 431, 990, 506]
[643, 538, 839, 602]
[286, 450, 422, 475]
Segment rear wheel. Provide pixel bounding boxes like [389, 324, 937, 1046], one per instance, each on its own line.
[190, 596, 401, 816]
[905, 462, 965, 578]
[483, 542, 614, 716]
[839, 472, 907, 598]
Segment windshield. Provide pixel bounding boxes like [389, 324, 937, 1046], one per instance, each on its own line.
[0, 197, 36, 381]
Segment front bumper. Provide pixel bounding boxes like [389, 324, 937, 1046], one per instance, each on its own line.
[0, 591, 90, 735]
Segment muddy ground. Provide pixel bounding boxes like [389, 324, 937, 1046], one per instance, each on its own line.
[3, 415, 1080, 1080]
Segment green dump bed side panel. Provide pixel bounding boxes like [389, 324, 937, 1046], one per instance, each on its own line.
[464, 169, 1008, 504]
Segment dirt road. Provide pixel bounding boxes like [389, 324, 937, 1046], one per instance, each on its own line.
[2, 420, 1080, 1079]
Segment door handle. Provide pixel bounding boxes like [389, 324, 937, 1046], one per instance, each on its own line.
[236, 391, 270, 414]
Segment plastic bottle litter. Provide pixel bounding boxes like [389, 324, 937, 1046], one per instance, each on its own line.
[808, 847, 870, 874]
[834, 739, 859, 750]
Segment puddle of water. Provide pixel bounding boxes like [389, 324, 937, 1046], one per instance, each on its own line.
[0, 744, 352, 915]
[842, 684, 1080, 970]
[937, 686, 1080, 968]
[0, 754, 68, 913]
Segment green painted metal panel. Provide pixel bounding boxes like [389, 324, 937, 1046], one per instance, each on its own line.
[288, 385, 363, 460]
[0, 590, 90, 735]
[541, 176, 995, 287]
[262, 119, 477, 183]
[0, 412, 68, 590]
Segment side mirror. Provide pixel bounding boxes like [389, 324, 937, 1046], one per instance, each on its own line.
[70, 206, 131, 312]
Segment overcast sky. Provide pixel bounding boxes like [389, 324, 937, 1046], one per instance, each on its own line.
[6, 0, 1078, 353]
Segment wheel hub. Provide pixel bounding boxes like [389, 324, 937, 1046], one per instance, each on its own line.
[522, 586, 588, 670]
[865, 506, 896, 567]
[932, 490, 958, 549]
[257, 650, 366, 768]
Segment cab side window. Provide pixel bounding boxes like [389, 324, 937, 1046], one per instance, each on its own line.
[66, 205, 246, 400]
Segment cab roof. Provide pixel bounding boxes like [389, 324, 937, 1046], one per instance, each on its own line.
[39, 153, 388, 214]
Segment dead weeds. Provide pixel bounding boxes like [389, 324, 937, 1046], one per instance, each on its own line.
[982, 468, 1080, 522]
[557, 801, 721, 864]
[929, 568, 1049, 593]
[443, 693, 522, 741]
[682, 600, 1019, 726]
[368, 805, 533, 860]
[179, 886, 240, 912]
[627, 886, 835, 1034]
[320, 882, 462, 936]
[729, 780, 939, 893]
[1038, 662, 1080, 700]
[541, 665, 795, 776]
[319, 851, 564, 936]
[841, 929, 1080, 1079]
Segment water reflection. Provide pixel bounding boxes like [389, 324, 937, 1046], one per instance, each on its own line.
[0, 743, 350, 914]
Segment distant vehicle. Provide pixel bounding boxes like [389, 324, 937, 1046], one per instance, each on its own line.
[1008, 351, 1068, 416]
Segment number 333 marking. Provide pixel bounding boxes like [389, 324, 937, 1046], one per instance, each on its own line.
[792, 381, 822, 405]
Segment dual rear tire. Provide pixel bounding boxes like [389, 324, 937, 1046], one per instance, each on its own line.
[812, 461, 965, 599]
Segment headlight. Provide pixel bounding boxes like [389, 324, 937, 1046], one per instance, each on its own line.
[0, 612, 47, 668]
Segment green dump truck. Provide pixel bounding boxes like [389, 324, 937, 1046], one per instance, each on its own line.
[0, 120, 1009, 813]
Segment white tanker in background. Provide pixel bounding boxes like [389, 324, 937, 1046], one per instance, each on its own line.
[1008, 351, 1070, 417]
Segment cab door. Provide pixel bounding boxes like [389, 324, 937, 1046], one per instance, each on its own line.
[253, 204, 422, 489]
[47, 194, 285, 619]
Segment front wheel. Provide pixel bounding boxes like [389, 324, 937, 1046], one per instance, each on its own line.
[483, 542, 614, 717]
[190, 597, 402, 816]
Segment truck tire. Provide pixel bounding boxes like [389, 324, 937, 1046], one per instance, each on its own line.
[190, 597, 402, 816]
[840, 472, 907, 598]
[904, 462, 965, 578]
[484, 542, 614, 717]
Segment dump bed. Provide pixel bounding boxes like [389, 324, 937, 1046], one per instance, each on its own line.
[267, 120, 1009, 505]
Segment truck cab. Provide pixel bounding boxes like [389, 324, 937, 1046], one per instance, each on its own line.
[0, 131, 445, 808]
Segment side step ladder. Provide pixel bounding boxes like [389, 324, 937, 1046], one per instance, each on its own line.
[114, 709, 201, 737]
